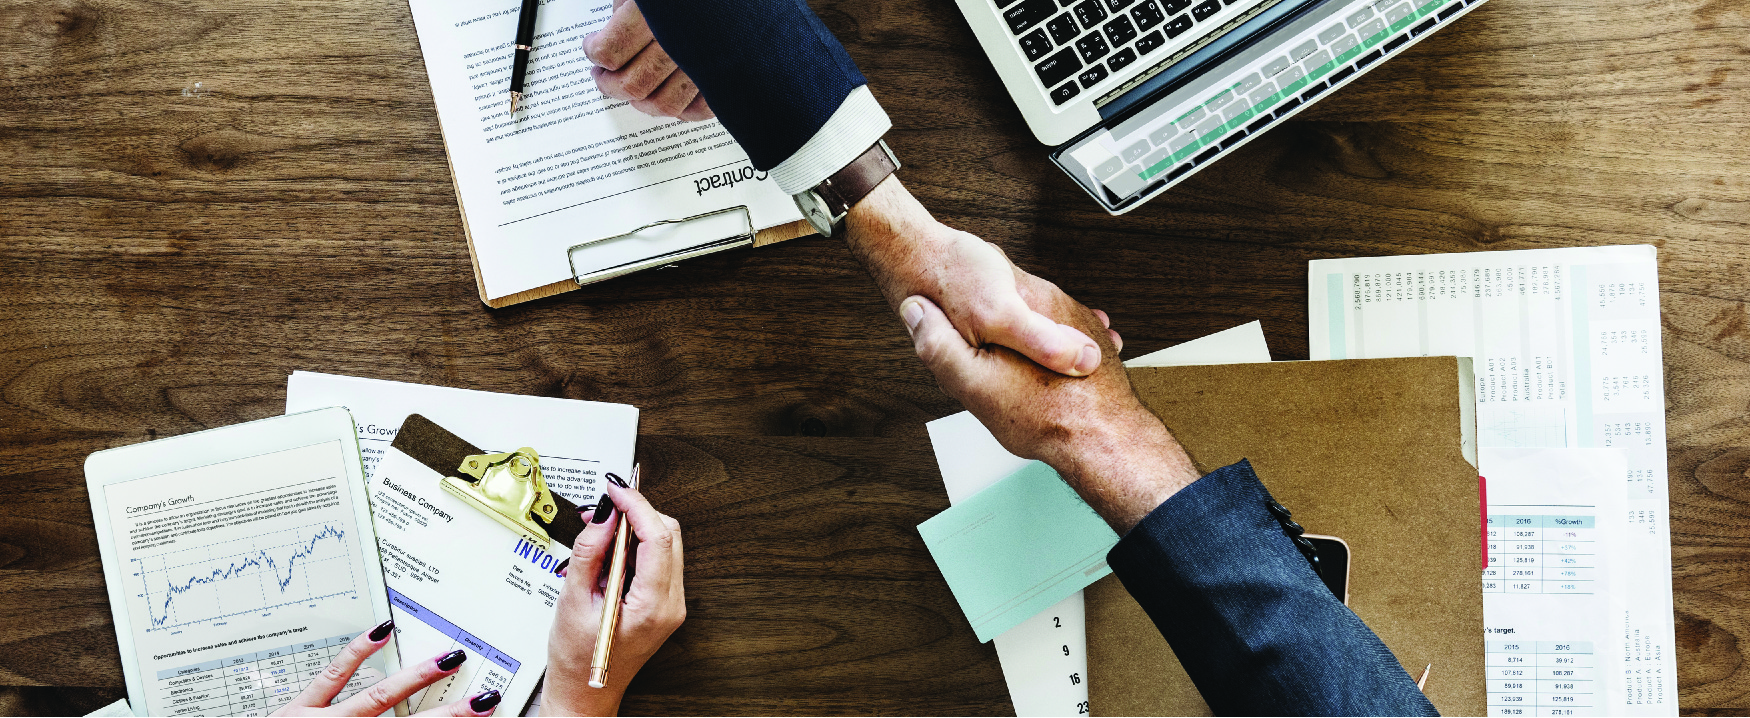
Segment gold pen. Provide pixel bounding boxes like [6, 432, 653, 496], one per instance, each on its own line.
[588, 463, 639, 688]
[1417, 663, 1432, 691]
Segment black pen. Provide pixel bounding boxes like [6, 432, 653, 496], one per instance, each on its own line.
[508, 0, 540, 113]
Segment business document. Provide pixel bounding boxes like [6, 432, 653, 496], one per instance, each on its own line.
[286, 372, 639, 714]
[407, 0, 801, 300]
[1309, 245, 1676, 715]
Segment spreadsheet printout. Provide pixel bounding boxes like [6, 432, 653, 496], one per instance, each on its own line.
[1309, 245, 1675, 715]
[1481, 448, 1627, 716]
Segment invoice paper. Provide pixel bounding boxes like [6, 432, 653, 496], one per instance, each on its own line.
[923, 321, 1271, 715]
[286, 372, 639, 714]
[408, 0, 802, 300]
[1308, 245, 1676, 715]
[1482, 448, 1627, 717]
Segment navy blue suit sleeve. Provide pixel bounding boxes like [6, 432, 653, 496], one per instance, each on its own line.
[635, 0, 867, 171]
[1107, 460, 1439, 716]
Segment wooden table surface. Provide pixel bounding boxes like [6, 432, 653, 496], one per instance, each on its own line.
[1, 0, 1747, 713]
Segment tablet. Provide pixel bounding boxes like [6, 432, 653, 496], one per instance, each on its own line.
[86, 407, 402, 717]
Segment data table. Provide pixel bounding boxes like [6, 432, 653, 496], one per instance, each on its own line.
[1484, 514, 1597, 594]
[155, 633, 378, 716]
[1486, 640, 1597, 715]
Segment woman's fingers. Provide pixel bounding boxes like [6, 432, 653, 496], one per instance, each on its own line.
[604, 481, 681, 587]
[330, 650, 466, 716]
[289, 620, 394, 708]
[410, 689, 502, 717]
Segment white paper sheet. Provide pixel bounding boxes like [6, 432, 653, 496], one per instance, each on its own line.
[924, 321, 1272, 716]
[407, 0, 801, 300]
[285, 371, 639, 716]
[1308, 245, 1676, 715]
[1481, 448, 1628, 717]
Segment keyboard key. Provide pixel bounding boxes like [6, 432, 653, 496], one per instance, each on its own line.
[1262, 56, 1291, 77]
[1354, 48, 1383, 67]
[1073, 0, 1107, 28]
[1384, 2, 1413, 24]
[1166, 163, 1194, 181]
[1130, 1, 1166, 30]
[1359, 18, 1386, 38]
[1301, 49, 1331, 71]
[1035, 47, 1082, 87]
[1276, 66, 1305, 86]
[1220, 131, 1247, 149]
[1167, 133, 1197, 152]
[1194, 146, 1221, 163]
[1223, 102, 1251, 122]
[1103, 15, 1138, 45]
[1135, 29, 1166, 53]
[1163, 13, 1193, 37]
[1075, 31, 1110, 62]
[1346, 6, 1374, 27]
[1193, 114, 1223, 137]
[1005, 0, 1058, 34]
[1148, 123, 1178, 145]
[1103, 163, 1148, 197]
[1103, 0, 1137, 13]
[1108, 46, 1138, 72]
[1233, 71, 1263, 94]
[1382, 33, 1409, 52]
[1050, 79, 1081, 104]
[1299, 80, 1328, 100]
[1175, 106, 1206, 127]
[1078, 63, 1109, 87]
[1019, 28, 1054, 60]
[1438, 3, 1463, 20]
[1248, 82, 1275, 104]
[1411, 17, 1436, 34]
[1162, 0, 1191, 12]
[1246, 116, 1273, 133]
[1327, 65, 1356, 84]
[1121, 139, 1151, 163]
[1274, 97, 1301, 116]
[1190, 0, 1220, 21]
[997, 0, 1024, 8]
[1205, 88, 1234, 110]
[1142, 147, 1171, 168]
[1047, 13, 1080, 43]
[1318, 23, 1347, 44]
[1331, 33, 1359, 55]
[1094, 155, 1125, 179]
[1290, 40, 1318, 60]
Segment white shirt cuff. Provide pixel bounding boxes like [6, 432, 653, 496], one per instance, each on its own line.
[768, 85, 893, 196]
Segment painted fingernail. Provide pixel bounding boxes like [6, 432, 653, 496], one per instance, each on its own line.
[471, 690, 502, 712]
[577, 504, 595, 514]
[592, 494, 617, 523]
[368, 619, 394, 642]
[901, 299, 924, 335]
[1075, 345, 1101, 374]
[436, 650, 467, 671]
[607, 473, 630, 489]
[555, 558, 569, 575]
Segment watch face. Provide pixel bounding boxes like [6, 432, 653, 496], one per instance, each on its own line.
[795, 191, 835, 237]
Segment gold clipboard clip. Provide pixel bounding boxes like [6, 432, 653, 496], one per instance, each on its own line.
[567, 205, 754, 287]
[440, 448, 559, 547]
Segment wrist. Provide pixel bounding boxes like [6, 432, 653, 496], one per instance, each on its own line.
[841, 177, 962, 306]
[1047, 405, 1200, 534]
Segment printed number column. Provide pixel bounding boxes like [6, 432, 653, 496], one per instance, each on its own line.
[1483, 514, 1506, 593]
[1537, 641, 1594, 715]
[1541, 516, 1595, 594]
[1503, 515, 1543, 594]
[224, 651, 268, 717]
[257, 645, 302, 711]
[1486, 641, 1535, 715]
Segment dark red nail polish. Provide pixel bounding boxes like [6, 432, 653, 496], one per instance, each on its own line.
[606, 472, 630, 489]
[577, 504, 595, 514]
[592, 494, 616, 524]
[471, 690, 502, 712]
[369, 620, 394, 641]
[436, 650, 467, 671]
[555, 558, 570, 575]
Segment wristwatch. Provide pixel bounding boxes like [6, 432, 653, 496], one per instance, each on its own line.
[793, 140, 901, 238]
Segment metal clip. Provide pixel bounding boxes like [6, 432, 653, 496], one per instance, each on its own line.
[440, 448, 559, 547]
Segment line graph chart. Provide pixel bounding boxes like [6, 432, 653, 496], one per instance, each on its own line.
[134, 521, 360, 631]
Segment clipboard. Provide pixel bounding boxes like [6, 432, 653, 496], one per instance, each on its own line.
[389, 413, 592, 548]
[464, 201, 813, 309]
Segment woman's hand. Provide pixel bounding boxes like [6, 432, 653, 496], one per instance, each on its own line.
[541, 477, 687, 716]
[270, 621, 502, 716]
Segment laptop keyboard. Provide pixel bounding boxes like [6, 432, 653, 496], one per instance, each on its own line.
[1078, 0, 1477, 197]
[1000, 0, 1269, 105]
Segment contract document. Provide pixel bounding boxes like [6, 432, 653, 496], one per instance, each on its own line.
[408, 0, 802, 301]
[1308, 245, 1676, 715]
[286, 372, 639, 715]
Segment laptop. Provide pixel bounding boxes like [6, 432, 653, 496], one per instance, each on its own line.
[954, 0, 1487, 213]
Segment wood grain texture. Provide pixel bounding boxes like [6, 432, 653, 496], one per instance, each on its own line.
[1, 0, 1747, 713]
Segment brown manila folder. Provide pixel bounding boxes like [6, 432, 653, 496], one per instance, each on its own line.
[1088, 356, 1484, 716]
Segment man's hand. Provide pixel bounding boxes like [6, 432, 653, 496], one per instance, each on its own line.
[901, 290, 1201, 533]
[846, 178, 1114, 376]
[583, 0, 714, 120]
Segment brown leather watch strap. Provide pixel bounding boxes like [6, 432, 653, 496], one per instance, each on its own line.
[814, 141, 899, 217]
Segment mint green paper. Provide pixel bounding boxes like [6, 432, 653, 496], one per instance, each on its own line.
[918, 461, 1119, 643]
